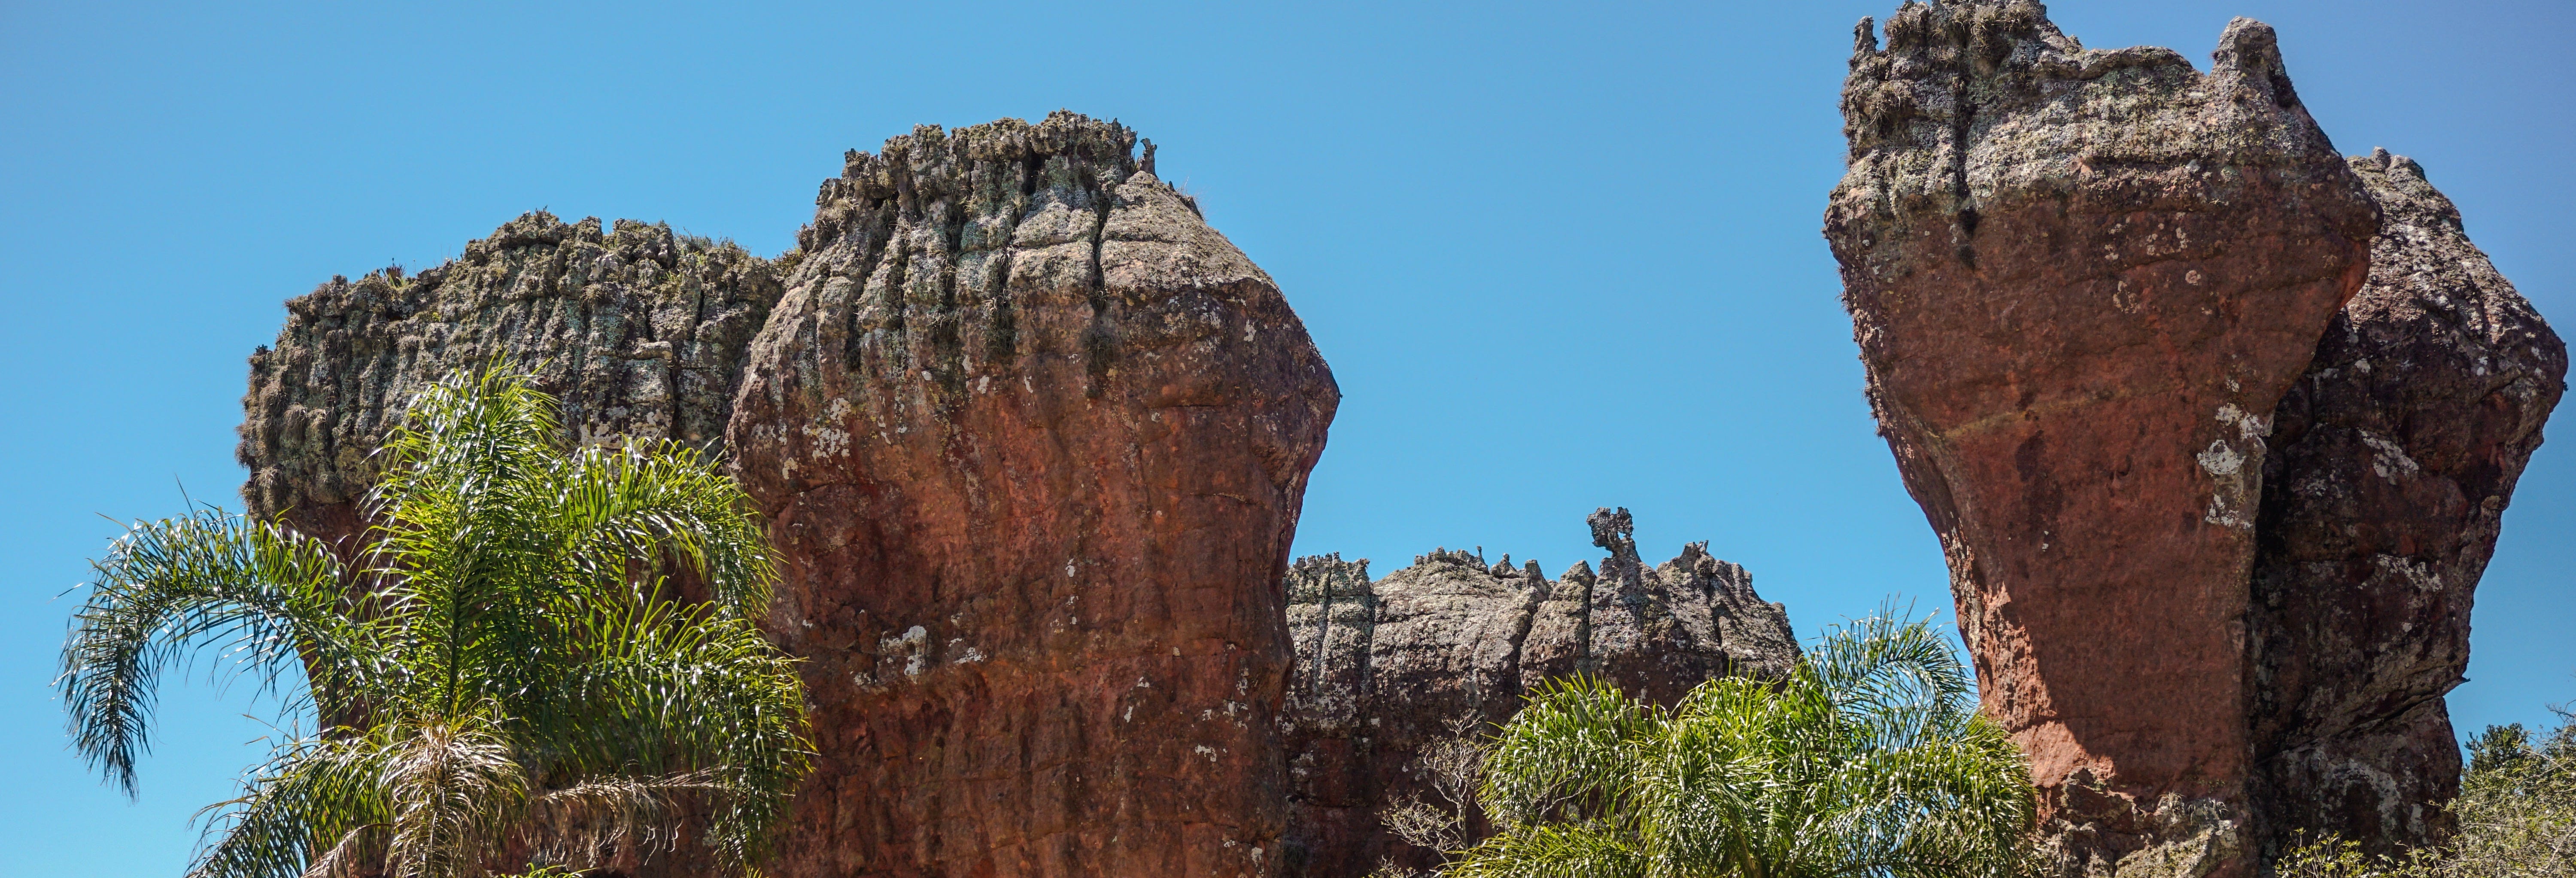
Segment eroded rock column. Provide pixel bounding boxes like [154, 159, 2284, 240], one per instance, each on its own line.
[727, 112, 1339, 878]
[1825, 4, 2378, 875]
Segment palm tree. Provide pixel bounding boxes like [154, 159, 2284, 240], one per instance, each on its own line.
[1452, 611, 2034, 878]
[59, 365, 811, 878]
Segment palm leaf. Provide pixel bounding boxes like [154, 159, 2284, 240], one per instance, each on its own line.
[62, 362, 812, 878]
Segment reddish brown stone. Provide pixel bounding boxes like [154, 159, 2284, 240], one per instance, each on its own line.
[1828, 4, 2565, 876]
[239, 115, 1337, 878]
[1827, 4, 2378, 875]
[727, 112, 1337, 878]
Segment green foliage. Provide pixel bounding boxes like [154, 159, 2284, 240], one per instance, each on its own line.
[2273, 711, 2576, 878]
[2271, 834, 2443, 878]
[1443, 610, 2036, 878]
[60, 364, 811, 878]
[2444, 712, 2576, 877]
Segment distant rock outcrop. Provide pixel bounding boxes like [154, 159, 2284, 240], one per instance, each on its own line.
[1278, 509, 1798, 876]
[1826, 3, 2563, 875]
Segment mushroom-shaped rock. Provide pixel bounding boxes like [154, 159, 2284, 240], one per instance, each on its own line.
[727, 112, 1339, 878]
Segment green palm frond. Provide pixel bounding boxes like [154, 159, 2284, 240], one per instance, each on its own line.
[61, 509, 368, 794]
[537, 441, 779, 619]
[1480, 674, 1664, 826]
[523, 599, 810, 870]
[188, 734, 389, 878]
[62, 362, 811, 878]
[1448, 819, 1649, 878]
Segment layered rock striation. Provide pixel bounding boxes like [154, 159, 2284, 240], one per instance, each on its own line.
[718, 112, 1339, 878]
[1827, 3, 2564, 875]
[240, 213, 784, 543]
[240, 112, 1339, 878]
[1278, 509, 1798, 876]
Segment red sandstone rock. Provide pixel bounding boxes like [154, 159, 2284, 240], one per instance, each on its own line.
[240, 115, 1337, 878]
[1828, 4, 2565, 875]
[1827, 4, 2379, 875]
[726, 113, 1337, 878]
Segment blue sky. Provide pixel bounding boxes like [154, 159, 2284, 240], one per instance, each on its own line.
[2, 0, 2567, 872]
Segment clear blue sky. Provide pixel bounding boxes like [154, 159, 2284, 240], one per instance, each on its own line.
[3, 0, 2567, 872]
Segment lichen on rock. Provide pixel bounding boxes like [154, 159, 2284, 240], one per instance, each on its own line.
[1829, 3, 2382, 876]
[2247, 149, 2567, 860]
[240, 112, 1338, 878]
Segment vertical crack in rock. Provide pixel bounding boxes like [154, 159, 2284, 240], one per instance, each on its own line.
[1826, 3, 2379, 876]
[2247, 150, 2567, 861]
[729, 112, 1339, 878]
[1277, 511, 1798, 877]
[1828, 3, 2564, 876]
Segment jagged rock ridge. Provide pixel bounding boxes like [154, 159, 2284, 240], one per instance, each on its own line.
[1826, 2, 2564, 875]
[1278, 509, 1798, 876]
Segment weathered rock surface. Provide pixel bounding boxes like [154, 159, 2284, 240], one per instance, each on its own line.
[726, 112, 1338, 878]
[1278, 509, 1797, 876]
[239, 211, 784, 543]
[2248, 150, 2566, 860]
[1827, 3, 2564, 875]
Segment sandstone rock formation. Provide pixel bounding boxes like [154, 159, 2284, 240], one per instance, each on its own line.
[239, 211, 784, 544]
[1278, 509, 1798, 876]
[2248, 149, 2567, 859]
[238, 213, 787, 875]
[1826, 3, 2564, 875]
[725, 112, 1337, 878]
[240, 112, 1338, 878]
